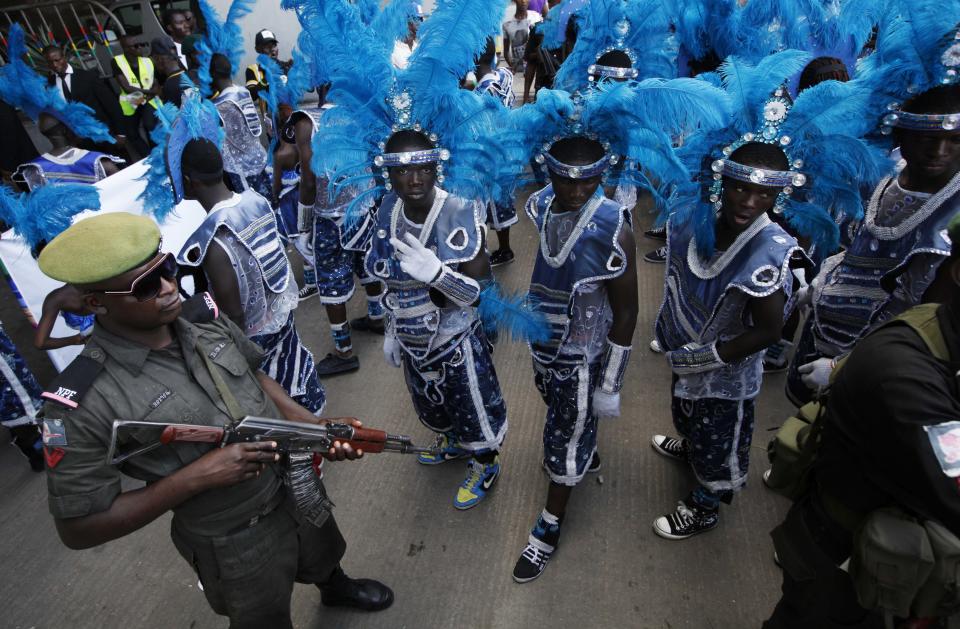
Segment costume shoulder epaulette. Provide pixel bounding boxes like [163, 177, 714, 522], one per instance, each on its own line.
[41, 351, 105, 410]
[181, 291, 220, 324]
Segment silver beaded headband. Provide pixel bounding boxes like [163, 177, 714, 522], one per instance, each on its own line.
[587, 63, 639, 81]
[881, 109, 960, 134]
[538, 151, 618, 179]
[707, 86, 807, 213]
[374, 148, 449, 168]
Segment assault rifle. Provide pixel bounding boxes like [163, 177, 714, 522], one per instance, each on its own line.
[106, 416, 438, 465]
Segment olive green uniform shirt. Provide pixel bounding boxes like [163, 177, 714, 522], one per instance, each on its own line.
[44, 314, 283, 537]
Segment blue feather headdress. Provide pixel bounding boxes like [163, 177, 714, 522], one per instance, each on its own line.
[554, 0, 672, 93]
[0, 24, 114, 144]
[674, 49, 889, 260]
[368, 0, 420, 51]
[136, 93, 224, 221]
[858, 1, 960, 137]
[497, 78, 731, 211]
[195, 0, 256, 96]
[541, 0, 589, 51]
[0, 183, 101, 255]
[287, 0, 507, 227]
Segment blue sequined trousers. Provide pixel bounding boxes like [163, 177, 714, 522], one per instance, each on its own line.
[672, 387, 756, 499]
[311, 216, 367, 304]
[0, 323, 42, 428]
[251, 313, 325, 414]
[401, 327, 507, 454]
[534, 358, 601, 486]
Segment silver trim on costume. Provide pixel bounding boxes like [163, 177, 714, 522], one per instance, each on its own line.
[687, 214, 773, 279]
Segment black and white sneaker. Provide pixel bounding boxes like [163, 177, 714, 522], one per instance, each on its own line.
[298, 284, 318, 301]
[512, 537, 555, 583]
[651, 435, 690, 461]
[644, 226, 667, 241]
[643, 246, 667, 264]
[653, 499, 719, 540]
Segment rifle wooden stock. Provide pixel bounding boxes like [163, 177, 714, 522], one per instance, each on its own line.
[160, 424, 226, 444]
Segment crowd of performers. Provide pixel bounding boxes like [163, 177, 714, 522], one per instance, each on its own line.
[1, 0, 960, 625]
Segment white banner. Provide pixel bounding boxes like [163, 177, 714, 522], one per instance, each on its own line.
[0, 160, 207, 371]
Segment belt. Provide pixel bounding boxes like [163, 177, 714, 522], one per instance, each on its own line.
[227, 487, 287, 535]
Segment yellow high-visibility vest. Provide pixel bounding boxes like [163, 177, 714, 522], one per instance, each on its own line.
[114, 54, 160, 115]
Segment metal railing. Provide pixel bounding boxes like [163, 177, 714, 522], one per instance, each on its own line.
[1, 1, 126, 75]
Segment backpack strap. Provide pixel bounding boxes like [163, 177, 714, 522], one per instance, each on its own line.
[894, 303, 950, 362]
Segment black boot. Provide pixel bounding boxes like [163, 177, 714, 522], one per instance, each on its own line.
[319, 566, 394, 611]
[11, 424, 44, 472]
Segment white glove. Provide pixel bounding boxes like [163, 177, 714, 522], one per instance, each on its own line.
[390, 233, 442, 284]
[592, 388, 621, 419]
[794, 284, 812, 308]
[383, 334, 402, 368]
[798, 357, 835, 389]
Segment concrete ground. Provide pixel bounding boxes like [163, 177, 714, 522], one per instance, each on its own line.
[0, 193, 796, 628]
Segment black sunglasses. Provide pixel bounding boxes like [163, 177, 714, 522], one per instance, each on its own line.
[96, 253, 179, 302]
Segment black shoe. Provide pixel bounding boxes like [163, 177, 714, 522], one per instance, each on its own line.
[489, 248, 515, 267]
[351, 316, 385, 334]
[650, 435, 690, 461]
[320, 568, 394, 612]
[316, 353, 360, 376]
[644, 226, 667, 241]
[643, 246, 667, 264]
[298, 284, 318, 301]
[652, 498, 719, 540]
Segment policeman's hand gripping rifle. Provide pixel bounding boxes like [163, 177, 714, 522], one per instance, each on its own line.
[106, 416, 439, 466]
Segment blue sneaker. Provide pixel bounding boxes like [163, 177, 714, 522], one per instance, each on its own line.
[454, 456, 500, 510]
[417, 434, 469, 465]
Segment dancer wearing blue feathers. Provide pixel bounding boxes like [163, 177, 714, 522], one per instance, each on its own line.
[145, 93, 326, 419]
[785, 8, 960, 406]
[196, 0, 272, 200]
[0, 24, 124, 192]
[650, 46, 882, 541]
[292, 0, 515, 510]
[495, 69, 730, 579]
[281, 37, 387, 377]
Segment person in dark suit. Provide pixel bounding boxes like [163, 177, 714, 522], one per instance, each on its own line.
[42, 44, 129, 157]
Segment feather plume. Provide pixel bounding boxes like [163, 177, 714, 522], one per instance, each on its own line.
[0, 183, 100, 252]
[541, 0, 588, 50]
[137, 103, 180, 222]
[370, 0, 419, 50]
[0, 24, 114, 144]
[195, 0, 256, 95]
[478, 283, 550, 343]
[719, 50, 810, 129]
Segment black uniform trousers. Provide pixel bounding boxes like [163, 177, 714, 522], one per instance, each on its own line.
[764, 495, 884, 629]
[171, 496, 346, 629]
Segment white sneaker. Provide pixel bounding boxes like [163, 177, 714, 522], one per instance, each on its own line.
[649, 339, 663, 353]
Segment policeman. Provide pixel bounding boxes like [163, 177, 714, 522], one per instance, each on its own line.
[763, 213, 960, 628]
[38, 213, 393, 628]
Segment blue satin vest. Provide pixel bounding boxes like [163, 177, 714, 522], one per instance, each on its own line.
[812, 174, 960, 355]
[525, 185, 631, 366]
[655, 214, 800, 352]
[177, 190, 290, 295]
[365, 188, 484, 361]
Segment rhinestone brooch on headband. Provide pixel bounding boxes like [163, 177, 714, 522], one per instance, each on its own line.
[537, 151, 618, 179]
[587, 19, 638, 83]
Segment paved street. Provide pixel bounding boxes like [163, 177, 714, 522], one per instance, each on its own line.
[0, 193, 794, 628]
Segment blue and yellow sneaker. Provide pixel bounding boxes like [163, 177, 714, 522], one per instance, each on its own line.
[454, 456, 501, 510]
[417, 434, 469, 465]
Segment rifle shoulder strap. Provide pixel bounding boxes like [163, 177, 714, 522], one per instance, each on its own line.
[195, 343, 247, 421]
[895, 303, 950, 362]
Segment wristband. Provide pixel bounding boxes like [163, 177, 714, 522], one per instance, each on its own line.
[599, 339, 632, 394]
[429, 266, 481, 308]
[297, 202, 315, 233]
[668, 341, 726, 375]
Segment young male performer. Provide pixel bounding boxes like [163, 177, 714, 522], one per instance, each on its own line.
[288, 105, 386, 376]
[156, 96, 324, 413]
[367, 130, 507, 509]
[787, 83, 960, 404]
[653, 142, 802, 539]
[208, 54, 272, 198]
[513, 135, 638, 582]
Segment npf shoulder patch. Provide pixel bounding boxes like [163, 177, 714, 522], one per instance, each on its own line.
[41, 354, 104, 409]
[181, 291, 220, 323]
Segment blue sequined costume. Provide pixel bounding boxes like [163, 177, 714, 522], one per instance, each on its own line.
[526, 185, 630, 485]
[13, 148, 124, 191]
[212, 85, 272, 199]
[366, 189, 506, 453]
[656, 214, 801, 494]
[178, 189, 324, 413]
